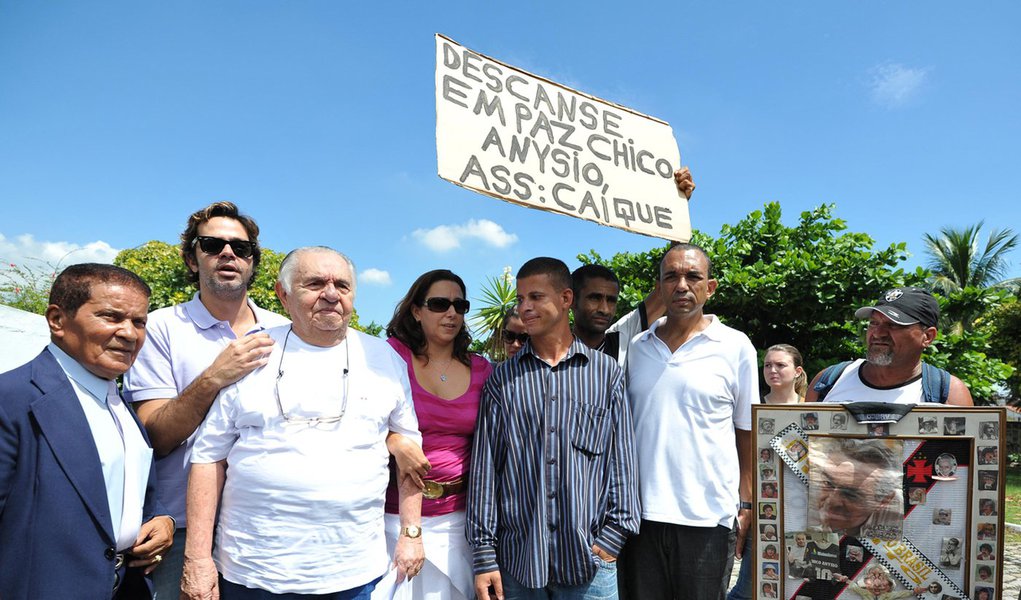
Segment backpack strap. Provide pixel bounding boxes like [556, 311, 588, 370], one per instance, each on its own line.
[920, 362, 952, 403]
[812, 361, 853, 401]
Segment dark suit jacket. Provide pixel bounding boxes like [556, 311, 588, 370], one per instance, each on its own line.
[0, 349, 162, 599]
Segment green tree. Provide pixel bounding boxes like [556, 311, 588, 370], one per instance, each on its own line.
[583, 203, 916, 377]
[988, 298, 1021, 405]
[114, 241, 379, 333]
[923, 222, 1020, 293]
[924, 288, 1015, 405]
[469, 267, 517, 360]
[922, 222, 1020, 331]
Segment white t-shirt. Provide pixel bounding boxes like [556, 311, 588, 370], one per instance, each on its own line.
[606, 302, 648, 368]
[191, 326, 421, 594]
[819, 359, 925, 404]
[627, 315, 756, 528]
[123, 295, 289, 525]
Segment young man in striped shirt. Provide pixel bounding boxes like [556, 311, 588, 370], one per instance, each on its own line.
[467, 257, 641, 600]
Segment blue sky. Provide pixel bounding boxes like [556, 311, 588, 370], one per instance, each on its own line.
[2, 1, 1019, 329]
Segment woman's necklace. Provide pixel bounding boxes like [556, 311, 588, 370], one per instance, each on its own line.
[431, 354, 455, 382]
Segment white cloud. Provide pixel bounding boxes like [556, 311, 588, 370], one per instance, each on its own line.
[412, 219, 518, 253]
[360, 268, 392, 286]
[0, 233, 121, 269]
[868, 62, 931, 108]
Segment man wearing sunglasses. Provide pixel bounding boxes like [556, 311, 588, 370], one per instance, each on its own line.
[183, 247, 423, 599]
[123, 202, 289, 598]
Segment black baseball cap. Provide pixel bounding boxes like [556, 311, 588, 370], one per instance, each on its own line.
[854, 287, 940, 328]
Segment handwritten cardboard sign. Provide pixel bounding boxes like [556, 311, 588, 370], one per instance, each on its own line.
[435, 34, 690, 241]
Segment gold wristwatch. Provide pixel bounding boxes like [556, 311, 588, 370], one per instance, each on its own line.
[401, 525, 423, 539]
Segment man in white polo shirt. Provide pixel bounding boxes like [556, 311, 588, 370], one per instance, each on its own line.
[182, 247, 423, 598]
[622, 244, 756, 600]
[123, 202, 288, 597]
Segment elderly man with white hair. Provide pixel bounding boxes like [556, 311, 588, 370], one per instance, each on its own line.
[181, 247, 424, 599]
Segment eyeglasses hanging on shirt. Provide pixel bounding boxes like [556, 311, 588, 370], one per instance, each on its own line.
[274, 327, 350, 427]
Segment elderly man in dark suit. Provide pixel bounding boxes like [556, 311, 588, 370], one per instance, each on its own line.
[0, 263, 174, 599]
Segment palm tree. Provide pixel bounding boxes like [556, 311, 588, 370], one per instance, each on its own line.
[470, 267, 517, 360]
[923, 222, 1020, 294]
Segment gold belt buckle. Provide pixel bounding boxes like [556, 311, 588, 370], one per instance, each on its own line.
[423, 480, 444, 500]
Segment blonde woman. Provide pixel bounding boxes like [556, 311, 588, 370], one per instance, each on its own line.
[762, 344, 807, 404]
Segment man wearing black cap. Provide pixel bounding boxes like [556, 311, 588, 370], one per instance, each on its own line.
[805, 287, 973, 405]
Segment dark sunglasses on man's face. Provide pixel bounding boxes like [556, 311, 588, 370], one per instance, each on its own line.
[501, 330, 529, 344]
[193, 236, 257, 259]
[423, 297, 471, 315]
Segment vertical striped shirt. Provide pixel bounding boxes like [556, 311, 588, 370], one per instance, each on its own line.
[466, 337, 640, 588]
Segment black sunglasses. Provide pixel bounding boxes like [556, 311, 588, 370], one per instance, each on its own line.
[423, 297, 470, 314]
[193, 236, 257, 259]
[501, 330, 529, 344]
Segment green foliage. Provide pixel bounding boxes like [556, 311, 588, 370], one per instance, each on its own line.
[0, 260, 58, 314]
[923, 221, 1020, 295]
[925, 324, 1013, 406]
[469, 267, 517, 360]
[988, 298, 1021, 404]
[704, 203, 923, 376]
[114, 241, 196, 310]
[583, 203, 918, 377]
[114, 241, 378, 334]
[579, 245, 667, 315]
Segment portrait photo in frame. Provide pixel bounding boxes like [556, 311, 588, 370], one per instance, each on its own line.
[751, 404, 1006, 600]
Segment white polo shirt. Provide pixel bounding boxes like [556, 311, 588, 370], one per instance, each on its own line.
[123, 294, 289, 525]
[627, 315, 756, 529]
[191, 326, 421, 594]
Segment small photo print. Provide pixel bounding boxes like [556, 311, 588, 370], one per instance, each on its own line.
[760, 523, 779, 541]
[762, 481, 778, 498]
[759, 502, 777, 520]
[867, 422, 890, 437]
[977, 523, 996, 540]
[762, 543, 780, 560]
[979, 421, 998, 439]
[974, 587, 993, 600]
[979, 498, 996, 516]
[977, 542, 994, 561]
[759, 418, 775, 435]
[759, 448, 774, 463]
[786, 532, 809, 578]
[933, 453, 958, 479]
[923, 583, 943, 596]
[759, 463, 777, 481]
[977, 446, 998, 465]
[978, 470, 998, 491]
[761, 582, 778, 598]
[932, 508, 952, 525]
[786, 440, 808, 462]
[762, 562, 779, 580]
[943, 416, 966, 435]
[845, 545, 863, 562]
[801, 412, 820, 430]
[939, 537, 962, 568]
[918, 416, 938, 434]
[976, 564, 994, 583]
[908, 486, 927, 506]
[830, 412, 848, 430]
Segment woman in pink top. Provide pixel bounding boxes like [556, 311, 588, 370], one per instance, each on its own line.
[383, 269, 492, 600]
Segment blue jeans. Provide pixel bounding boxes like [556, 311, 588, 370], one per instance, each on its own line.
[152, 527, 187, 599]
[725, 533, 753, 600]
[502, 557, 618, 600]
[220, 575, 382, 599]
